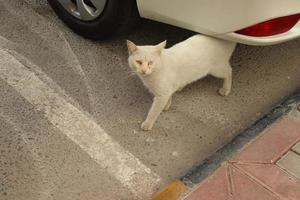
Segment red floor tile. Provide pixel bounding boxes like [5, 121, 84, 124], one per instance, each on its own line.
[185, 165, 230, 200]
[235, 163, 300, 200]
[231, 116, 300, 164]
[185, 163, 282, 200]
[230, 165, 279, 200]
[185, 114, 300, 200]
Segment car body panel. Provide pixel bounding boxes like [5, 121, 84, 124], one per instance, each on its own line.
[136, 0, 300, 45]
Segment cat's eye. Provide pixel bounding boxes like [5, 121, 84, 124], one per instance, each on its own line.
[148, 61, 154, 65]
[136, 60, 143, 65]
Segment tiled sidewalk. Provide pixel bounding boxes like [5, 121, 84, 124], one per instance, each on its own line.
[185, 114, 300, 200]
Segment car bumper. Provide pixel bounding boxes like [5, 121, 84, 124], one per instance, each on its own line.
[217, 21, 300, 46]
[137, 0, 300, 45]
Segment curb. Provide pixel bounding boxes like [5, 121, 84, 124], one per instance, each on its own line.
[151, 181, 189, 200]
[151, 90, 300, 200]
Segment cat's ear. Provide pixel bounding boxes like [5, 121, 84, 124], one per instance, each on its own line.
[155, 40, 167, 54]
[127, 40, 138, 55]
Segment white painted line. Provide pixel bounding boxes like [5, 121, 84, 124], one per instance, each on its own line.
[0, 50, 161, 199]
[7, 49, 84, 111]
[3, 1, 97, 109]
[0, 34, 83, 112]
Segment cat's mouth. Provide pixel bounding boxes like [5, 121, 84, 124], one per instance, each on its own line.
[141, 72, 152, 76]
[139, 70, 152, 76]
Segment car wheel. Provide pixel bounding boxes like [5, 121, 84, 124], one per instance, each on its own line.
[47, 0, 139, 40]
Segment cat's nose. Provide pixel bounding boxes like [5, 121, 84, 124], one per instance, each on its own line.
[141, 69, 147, 74]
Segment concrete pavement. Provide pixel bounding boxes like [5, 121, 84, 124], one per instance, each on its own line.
[1, 0, 300, 199]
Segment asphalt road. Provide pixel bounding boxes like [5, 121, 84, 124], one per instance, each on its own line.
[1, 1, 300, 200]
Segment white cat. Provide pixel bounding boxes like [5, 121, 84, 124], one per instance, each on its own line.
[127, 35, 236, 131]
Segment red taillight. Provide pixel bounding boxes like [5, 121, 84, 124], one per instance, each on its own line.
[236, 14, 300, 37]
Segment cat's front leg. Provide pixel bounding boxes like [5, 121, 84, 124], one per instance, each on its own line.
[141, 95, 171, 131]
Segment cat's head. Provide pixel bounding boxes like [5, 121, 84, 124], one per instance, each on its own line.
[127, 40, 166, 76]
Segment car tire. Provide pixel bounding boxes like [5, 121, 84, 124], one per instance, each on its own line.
[47, 0, 139, 40]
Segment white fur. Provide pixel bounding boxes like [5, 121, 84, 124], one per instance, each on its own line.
[127, 35, 236, 131]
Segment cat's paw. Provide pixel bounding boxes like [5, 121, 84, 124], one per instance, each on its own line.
[218, 88, 230, 96]
[164, 97, 172, 111]
[141, 121, 153, 131]
[164, 102, 171, 111]
[164, 105, 171, 111]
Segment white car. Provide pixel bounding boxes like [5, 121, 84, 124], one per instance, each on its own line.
[48, 0, 300, 45]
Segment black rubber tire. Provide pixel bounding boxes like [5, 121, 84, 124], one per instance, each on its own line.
[47, 0, 139, 40]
